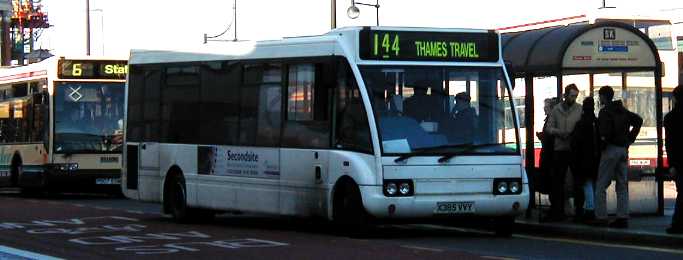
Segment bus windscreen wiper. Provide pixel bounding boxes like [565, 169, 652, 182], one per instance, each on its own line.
[437, 143, 504, 163]
[394, 143, 473, 163]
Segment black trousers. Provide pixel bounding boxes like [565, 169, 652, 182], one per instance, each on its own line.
[673, 171, 683, 228]
[550, 151, 585, 218]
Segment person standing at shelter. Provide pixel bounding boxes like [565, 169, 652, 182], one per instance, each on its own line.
[571, 97, 600, 222]
[593, 86, 642, 228]
[665, 85, 683, 234]
[545, 84, 582, 221]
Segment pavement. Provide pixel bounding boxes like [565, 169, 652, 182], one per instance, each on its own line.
[515, 181, 682, 248]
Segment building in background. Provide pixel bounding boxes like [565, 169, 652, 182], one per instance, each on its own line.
[0, 0, 49, 66]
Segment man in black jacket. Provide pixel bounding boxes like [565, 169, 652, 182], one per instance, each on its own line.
[665, 85, 683, 234]
[593, 86, 643, 228]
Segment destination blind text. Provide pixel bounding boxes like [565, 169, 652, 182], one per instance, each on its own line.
[414, 41, 479, 59]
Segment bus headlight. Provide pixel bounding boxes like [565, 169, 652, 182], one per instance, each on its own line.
[383, 179, 413, 197]
[509, 181, 520, 193]
[385, 182, 398, 195]
[496, 182, 508, 194]
[399, 183, 411, 195]
[493, 178, 523, 195]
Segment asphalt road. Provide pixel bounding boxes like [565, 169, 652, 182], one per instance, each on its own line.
[0, 189, 681, 260]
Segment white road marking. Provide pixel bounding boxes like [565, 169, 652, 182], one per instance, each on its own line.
[414, 224, 683, 255]
[400, 245, 444, 253]
[513, 234, 683, 255]
[0, 245, 63, 260]
[481, 256, 518, 260]
[125, 210, 145, 215]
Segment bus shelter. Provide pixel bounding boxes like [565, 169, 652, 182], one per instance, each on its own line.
[502, 21, 666, 215]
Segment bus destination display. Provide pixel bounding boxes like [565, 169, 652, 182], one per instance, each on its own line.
[359, 29, 499, 62]
[58, 60, 128, 79]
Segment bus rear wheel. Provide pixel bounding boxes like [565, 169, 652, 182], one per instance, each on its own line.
[166, 174, 190, 223]
[165, 174, 214, 223]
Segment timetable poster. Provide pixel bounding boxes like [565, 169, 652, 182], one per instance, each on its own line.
[198, 146, 280, 179]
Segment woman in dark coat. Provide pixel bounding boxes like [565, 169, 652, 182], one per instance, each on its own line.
[571, 97, 600, 221]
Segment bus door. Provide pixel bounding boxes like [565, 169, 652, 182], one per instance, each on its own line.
[125, 67, 161, 199]
[279, 62, 332, 216]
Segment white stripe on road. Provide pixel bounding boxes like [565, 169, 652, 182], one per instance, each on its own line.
[400, 245, 444, 253]
[416, 224, 683, 255]
[513, 234, 683, 255]
[0, 245, 63, 260]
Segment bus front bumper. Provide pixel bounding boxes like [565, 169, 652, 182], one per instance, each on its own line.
[359, 185, 529, 219]
[44, 166, 122, 192]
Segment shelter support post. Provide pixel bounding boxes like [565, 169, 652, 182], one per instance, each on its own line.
[655, 67, 664, 216]
[524, 76, 535, 211]
[589, 73, 594, 96]
[556, 74, 563, 97]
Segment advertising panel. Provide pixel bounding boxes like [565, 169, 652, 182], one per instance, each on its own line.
[563, 27, 656, 68]
[197, 146, 280, 179]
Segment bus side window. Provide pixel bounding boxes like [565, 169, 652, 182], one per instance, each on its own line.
[200, 61, 240, 145]
[161, 66, 200, 144]
[239, 63, 282, 147]
[281, 63, 331, 149]
[334, 59, 372, 153]
[0, 102, 9, 143]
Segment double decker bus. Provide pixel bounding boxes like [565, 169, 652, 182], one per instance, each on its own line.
[0, 56, 127, 193]
[123, 27, 526, 234]
[499, 10, 678, 176]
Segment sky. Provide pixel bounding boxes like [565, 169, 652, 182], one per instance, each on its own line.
[35, 0, 683, 57]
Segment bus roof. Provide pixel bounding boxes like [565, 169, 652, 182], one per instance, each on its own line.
[130, 26, 497, 65]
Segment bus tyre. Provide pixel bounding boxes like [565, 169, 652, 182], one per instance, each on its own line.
[493, 216, 515, 237]
[333, 182, 368, 235]
[166, 174, 191, 223]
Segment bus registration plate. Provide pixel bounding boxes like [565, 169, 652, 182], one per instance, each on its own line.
[435, 201, 475, 214]
[96, 178, 121, 185]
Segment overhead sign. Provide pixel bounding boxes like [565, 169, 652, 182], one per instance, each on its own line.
[359, 29, 499, 62]
[58, 59, 128, 80]
[562, 27, 656, 68]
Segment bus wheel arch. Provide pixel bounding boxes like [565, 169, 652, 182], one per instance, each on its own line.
[331, 175, 369, 227]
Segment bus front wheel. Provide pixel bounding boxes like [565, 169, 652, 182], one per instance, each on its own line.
[332, 181, 368, 232]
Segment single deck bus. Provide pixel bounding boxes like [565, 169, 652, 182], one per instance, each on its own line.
[122, 27, 527, 233]
[0, 56, 127, 193]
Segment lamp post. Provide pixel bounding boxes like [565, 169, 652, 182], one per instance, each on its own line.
[85, 0, 90, 55]
[90, 9, 104, 55]
[347, 0, 380, 26]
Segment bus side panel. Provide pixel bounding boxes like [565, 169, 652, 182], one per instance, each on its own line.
[137, 142, 161, 202]
[279, 148, 329, 217]
[194, 146, 281, 215]
[325, 150, 377, 219]
[0, 144, 47, 187]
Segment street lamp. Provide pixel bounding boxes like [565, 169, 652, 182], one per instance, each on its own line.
[347, 0, 379, 26]
[90, 9, 104, 55]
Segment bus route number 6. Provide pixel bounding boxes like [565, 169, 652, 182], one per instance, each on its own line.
[72, 63, 82, 76]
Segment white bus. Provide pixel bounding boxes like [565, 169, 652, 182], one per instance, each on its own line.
[0, 56, 127, 193]
[122, 26, 527, 233]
